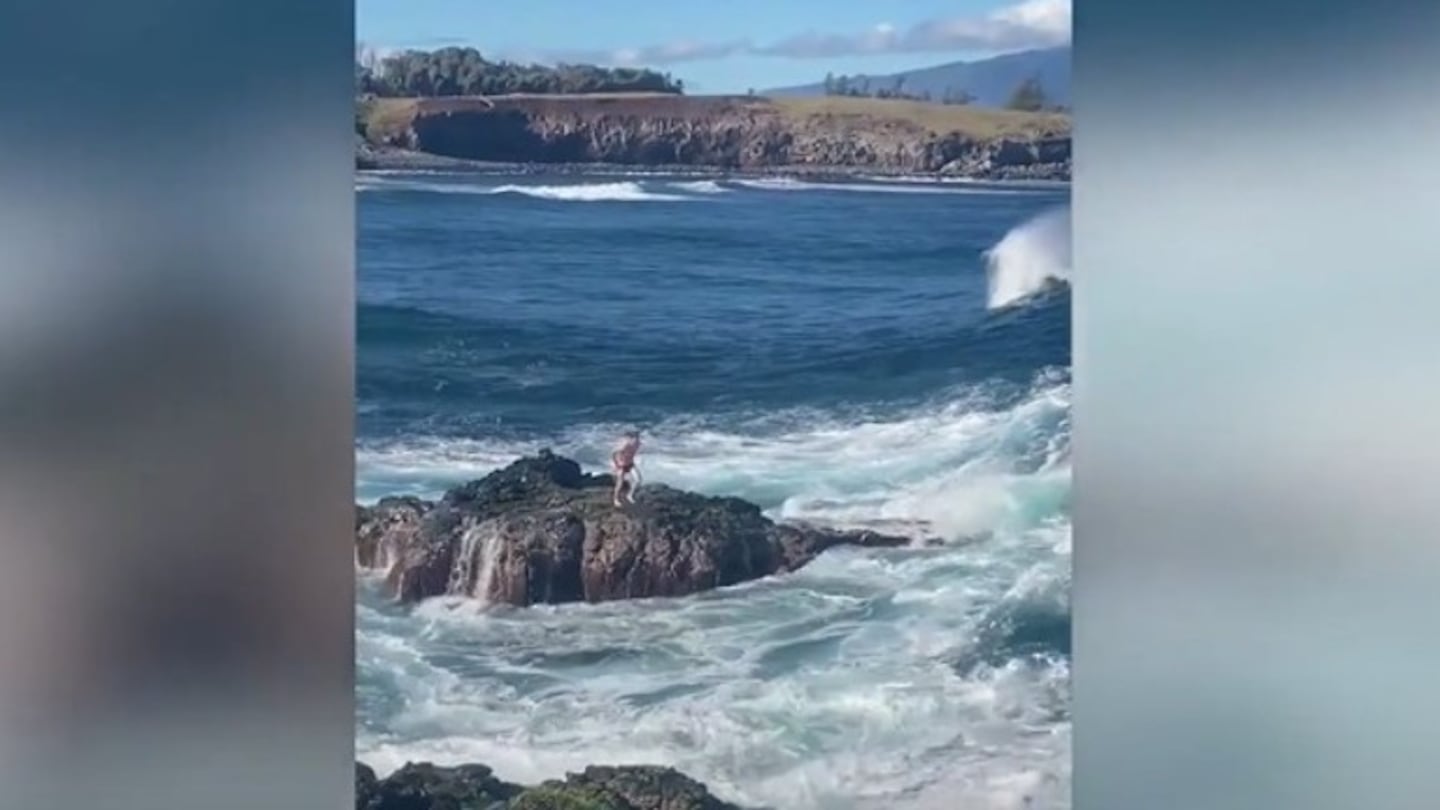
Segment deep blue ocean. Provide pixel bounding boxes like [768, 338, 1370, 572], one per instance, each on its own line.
[355, 171, 1072, 810]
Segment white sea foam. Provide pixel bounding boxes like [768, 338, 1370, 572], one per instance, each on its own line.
[355, 176, 492, 195]
[669, 179, 730, 194]
[358, 506, 1070, 806]
[356, 373, 1070, 529]
[355, 372, 1071, 809]
[358, 169, 472, 177]
[356, 172, 1058, 199]
[856, 174, 1067, 190]
[984, 206, 1072, 309]
[358, 505, 1069, 809]
[356, 176, 692, 202]
[732, 177, 1037, 196]
[489, 181, 689, 202]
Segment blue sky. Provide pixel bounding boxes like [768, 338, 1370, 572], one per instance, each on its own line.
[357, 0, 1071, 93]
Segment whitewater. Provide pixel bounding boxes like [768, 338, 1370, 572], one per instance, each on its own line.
[986, 206, 1072, 309]
[356, 172, 1055, 201]
[357, 375, 1070, 810]
[356, 172, 1071, 810]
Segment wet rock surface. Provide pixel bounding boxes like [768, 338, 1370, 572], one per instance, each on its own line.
[356, 760, 748, 810]
[356, 451, 910, 606]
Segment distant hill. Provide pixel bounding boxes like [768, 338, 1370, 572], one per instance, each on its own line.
[764, 46, 1070, 109]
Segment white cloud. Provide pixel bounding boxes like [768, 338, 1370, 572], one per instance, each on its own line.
[529, 38, 751, 68]
[991, 0, 1072, 44]
[536, 0, 1070, 66]
[396, 0, 1071, 69]
[893, 0, 1071, 54]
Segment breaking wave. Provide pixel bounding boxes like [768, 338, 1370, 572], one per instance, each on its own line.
[356, 172, 1058, 201]
[489, 181, 690, 202]
[669, 180, 730, 194]
[984, 207, 1072, 310]
[733, 177, 1040, 196]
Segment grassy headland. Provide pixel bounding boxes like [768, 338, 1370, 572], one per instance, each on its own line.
[354, 47, 1071, 178]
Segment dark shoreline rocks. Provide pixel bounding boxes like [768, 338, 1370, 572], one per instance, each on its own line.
[357, 146, 1071, 184]
[357, 146, 1072, 184]
[355, 451, 911, 607]
[357, 760, 747, 810]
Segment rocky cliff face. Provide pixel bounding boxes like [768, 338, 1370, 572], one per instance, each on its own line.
[362, 95, 1071, 179]
[355, 450, 911, 606]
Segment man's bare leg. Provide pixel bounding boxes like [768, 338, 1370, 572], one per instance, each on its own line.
[626, 467, 641, 503]
[612, 472, 625, 507]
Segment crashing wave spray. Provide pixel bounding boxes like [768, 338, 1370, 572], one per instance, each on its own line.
[446, 523, 504, 603]
[490, 182, 689, 202]
[984, 206, 1071, 310]
[473, 526, 503, 605]
[446, 525, 485, 597]
[355, 373, 1074, 809]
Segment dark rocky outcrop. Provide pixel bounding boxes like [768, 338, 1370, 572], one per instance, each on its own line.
[938, 135, 1071, 179]
[514, 766, 745, 810]
[358, 95, 1071, 180]
[357, 761, 522, 810]
[357, 760, 746, 810]
[356, 450, 910, 607]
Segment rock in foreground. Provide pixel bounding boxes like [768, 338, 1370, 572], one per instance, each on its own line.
[356, 761, 747, 810]
[356, 451, 909, 606]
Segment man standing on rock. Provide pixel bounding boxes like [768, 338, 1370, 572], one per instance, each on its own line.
[611, 430, 643, 507]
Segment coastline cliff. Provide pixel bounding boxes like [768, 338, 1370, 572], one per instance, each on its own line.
[357, 93, 1071, 180]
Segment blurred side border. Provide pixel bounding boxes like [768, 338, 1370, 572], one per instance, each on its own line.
[0, 1, 354, 808]
[1075, 0, 1440, 808]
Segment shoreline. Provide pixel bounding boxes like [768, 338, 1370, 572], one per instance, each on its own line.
[355, 147, 1071, 184]
[357, 93, 1071, 181]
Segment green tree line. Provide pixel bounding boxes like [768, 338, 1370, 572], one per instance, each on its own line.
[819, 71, 1065, 112]
[1006, 77, 1058, 112]
[356, 45, 684, 97]
[821, 73, 968, 104]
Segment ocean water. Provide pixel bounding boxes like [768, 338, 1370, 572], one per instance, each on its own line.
[355, 171, 1072, 810]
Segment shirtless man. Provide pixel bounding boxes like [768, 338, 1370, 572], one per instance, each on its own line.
[611, 430, 642, 507]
